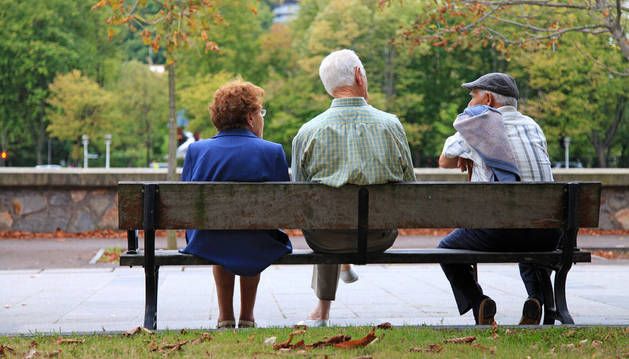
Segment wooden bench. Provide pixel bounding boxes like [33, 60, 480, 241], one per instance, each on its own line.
[118, 181, 601, 329]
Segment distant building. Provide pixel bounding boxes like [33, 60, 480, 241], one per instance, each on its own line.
[272, 1, 299, 23]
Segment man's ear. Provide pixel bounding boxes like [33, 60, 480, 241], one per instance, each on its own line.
[354, 67, 363, 87]
[485, 92, 494, 106]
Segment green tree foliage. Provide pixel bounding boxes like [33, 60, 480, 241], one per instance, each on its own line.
[512, 34, 627, 167]
[111, 61, 168, 167]
[2, 0, 627, 168]
[0, 0, 115, 165]
[47, 71, 113, 160]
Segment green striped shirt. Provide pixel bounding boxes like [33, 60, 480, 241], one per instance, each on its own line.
[291, 97, 415, 187]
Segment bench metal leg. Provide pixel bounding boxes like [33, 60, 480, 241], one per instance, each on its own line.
[127, 230, 138, 254]
[553, 263, 574, 325]
[144, 264, 159, 330]
[142, 184, 159, 330]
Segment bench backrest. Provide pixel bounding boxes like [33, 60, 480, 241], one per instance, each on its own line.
[118, 182, 601, 230]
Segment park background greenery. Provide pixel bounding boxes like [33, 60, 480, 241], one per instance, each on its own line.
[1, 0, 627, 168]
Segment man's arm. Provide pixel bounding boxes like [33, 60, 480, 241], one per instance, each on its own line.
[290, 132, 305, 182]
[438, 154, 458, 168]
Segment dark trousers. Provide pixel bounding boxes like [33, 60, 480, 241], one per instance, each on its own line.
[438, 228, 562, 315]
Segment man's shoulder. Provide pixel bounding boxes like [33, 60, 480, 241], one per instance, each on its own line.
[295, 111, 331, 139]
[368, 106, 405, 132]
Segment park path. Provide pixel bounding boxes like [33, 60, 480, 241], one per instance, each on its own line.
[1, 262, 629, 334]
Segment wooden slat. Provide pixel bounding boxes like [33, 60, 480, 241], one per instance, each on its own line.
[368, 182, 601, 228]
[576, 182, 601, 228]
[118, 182, 601, 230]
[118, 183, 144, 229]
[119, 182, 359, 230]
[120, 249, 591, 266]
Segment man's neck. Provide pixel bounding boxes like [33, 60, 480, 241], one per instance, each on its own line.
[332, 86, 364, 99]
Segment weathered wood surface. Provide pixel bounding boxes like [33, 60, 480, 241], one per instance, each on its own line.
[118, 182, 601, 230]
[120, 249, 591, 266]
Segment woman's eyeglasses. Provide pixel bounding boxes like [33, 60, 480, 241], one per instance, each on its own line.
[260, 108, 267, 118]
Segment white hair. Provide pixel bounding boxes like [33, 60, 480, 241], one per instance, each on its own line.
[319, 49, 366, 96]
[479, 90, 518, 108]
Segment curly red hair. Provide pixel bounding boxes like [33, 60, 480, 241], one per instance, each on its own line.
[209, 80, 264, 131]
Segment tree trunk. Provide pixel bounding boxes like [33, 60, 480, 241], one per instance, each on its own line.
[383, 45, 395, 100]
[596, 146, 608, 168]
[590, 95, 626, 167]
[35, 114, 46, 165]
[166, 63, 177, 250]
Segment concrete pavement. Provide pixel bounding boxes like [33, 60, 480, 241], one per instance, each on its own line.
[1, 263, 628, 334]
[1, 234, 628, 334]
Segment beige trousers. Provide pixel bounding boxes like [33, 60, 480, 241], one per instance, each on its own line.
[303, 229, 398, 301]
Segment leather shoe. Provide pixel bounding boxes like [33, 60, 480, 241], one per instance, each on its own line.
[477, 297, 496, 325]
[519, 298, 542, 325]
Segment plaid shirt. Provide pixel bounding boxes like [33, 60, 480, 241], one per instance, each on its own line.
[291, 97, 415, 187]
[442, 106, 553, 182]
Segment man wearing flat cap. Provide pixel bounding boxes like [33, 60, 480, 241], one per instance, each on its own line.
[438, 72, 557, 326]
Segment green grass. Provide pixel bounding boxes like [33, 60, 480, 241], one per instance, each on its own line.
[1, 326, 627, 358]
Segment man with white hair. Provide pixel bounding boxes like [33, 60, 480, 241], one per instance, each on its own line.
[292, 49, 415, 326]
[438, 73, 558, 326]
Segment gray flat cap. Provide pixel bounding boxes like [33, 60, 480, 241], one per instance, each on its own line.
[462, 72, 519, 99]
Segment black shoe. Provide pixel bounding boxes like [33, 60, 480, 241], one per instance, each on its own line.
[477, 297, 496, 325]
[519, 297, 542, 325]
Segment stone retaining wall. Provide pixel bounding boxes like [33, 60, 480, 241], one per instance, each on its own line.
[0, 168, 628, 232]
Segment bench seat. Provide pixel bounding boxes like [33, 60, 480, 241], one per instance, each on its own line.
[121, 248, 591, 266]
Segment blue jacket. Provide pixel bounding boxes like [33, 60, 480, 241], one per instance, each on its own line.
[180, 128, 292, 275]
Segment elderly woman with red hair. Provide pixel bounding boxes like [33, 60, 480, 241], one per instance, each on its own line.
[180, 80, 291, 329]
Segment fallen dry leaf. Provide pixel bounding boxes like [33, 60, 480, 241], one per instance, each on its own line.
[311, 335, 352, 348]
[56, 338, 85, 345]
[0, 344, 16, 356]
[376, 322, 392, 330]
[190, 333, 212, 345]
[161, 340, 189, 351]
[334, 330, 377, 349]
[444, 336, 476, 344]
[123, 326, 153, 336]
[591, 340, 602, 348]
[292, 324, 308, 330]
[290, 330, 306, 336]
[273, 333, 297, 351]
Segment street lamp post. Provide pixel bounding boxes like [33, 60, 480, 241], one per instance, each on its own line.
[564, 136, 571, 169]
[104, 134, 112, 169]
[82, 134, 89, 169]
